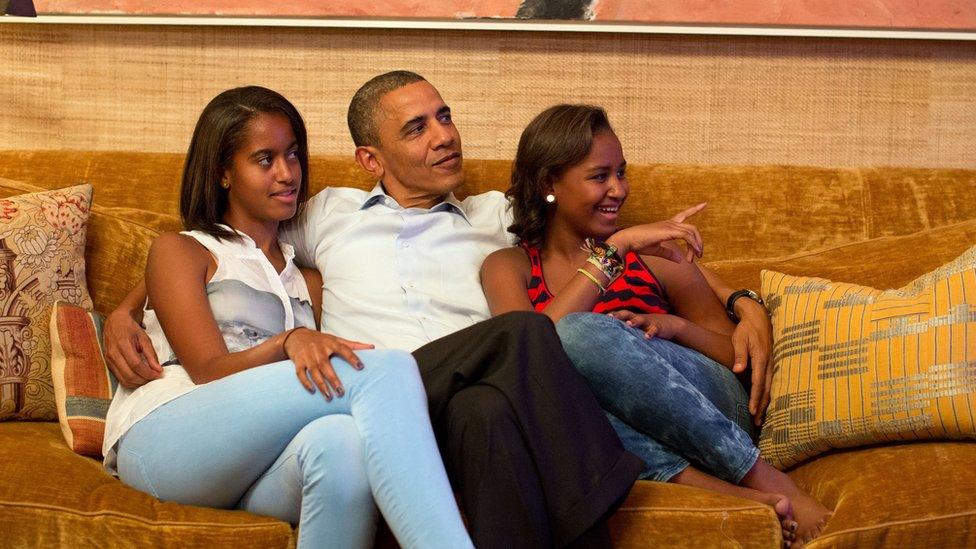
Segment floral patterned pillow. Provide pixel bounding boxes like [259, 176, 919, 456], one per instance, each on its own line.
[0, 184, 94, 421]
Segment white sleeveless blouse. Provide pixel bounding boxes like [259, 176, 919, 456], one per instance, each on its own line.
[102, 228, 316, 472]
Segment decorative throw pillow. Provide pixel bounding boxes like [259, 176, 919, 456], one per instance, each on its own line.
[0, 184, 94, 421]
[50, 301, 117, 456]
[758, 244, 976, 469]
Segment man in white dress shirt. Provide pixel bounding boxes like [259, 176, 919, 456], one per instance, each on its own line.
[105, 71, 647, 548]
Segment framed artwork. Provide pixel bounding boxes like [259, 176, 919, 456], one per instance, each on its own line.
[28, 0, 976, 30]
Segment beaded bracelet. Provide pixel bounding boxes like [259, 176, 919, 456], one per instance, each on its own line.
[581, 237, 624, 282]
[577, 268, 607, 294]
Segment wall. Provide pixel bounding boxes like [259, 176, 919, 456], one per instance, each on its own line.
[2, 23, 974, 168]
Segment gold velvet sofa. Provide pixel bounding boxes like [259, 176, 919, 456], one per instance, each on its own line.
[1, 150, 974, 548]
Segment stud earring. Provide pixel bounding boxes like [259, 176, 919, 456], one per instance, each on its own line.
[545, 194, 556, 204]
[221, 181, 230, 189]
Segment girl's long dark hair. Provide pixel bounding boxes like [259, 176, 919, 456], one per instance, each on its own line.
[507, 104, 612, 247]
[180, 86, 310, 240]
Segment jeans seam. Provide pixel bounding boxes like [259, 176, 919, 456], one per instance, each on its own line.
[649, 459, 690, 483]
[730, 446, 761, 485]
[120, 446, 160, 498]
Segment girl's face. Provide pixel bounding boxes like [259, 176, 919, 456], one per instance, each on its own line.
[549, 131, 628, 240]
[222, 112, 302, 227]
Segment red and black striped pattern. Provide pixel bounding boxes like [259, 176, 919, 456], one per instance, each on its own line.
[523, 245, 673, 315]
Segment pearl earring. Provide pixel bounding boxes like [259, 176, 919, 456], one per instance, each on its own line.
[545, 194, 556, 204]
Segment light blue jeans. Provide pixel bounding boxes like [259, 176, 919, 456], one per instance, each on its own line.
[556, 313, 760, 484]
[116, 350, 473, 549]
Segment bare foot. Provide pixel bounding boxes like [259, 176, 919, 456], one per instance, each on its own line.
[739, 460, 832, 547]
[670, 467, 797, 544]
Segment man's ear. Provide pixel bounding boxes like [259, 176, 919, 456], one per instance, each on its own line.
[355, 146, 385, 180]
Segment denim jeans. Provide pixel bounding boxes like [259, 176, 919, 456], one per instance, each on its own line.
[116, 351, 472, 549]
[556, 313, 759, 483]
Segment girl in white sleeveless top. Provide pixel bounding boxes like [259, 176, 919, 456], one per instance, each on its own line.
[102, 86, 472, 549]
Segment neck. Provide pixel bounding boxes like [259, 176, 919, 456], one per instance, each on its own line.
[542, 219, 589, 261]
[381, 181, 447, 210]
[221, 213, 280, 255]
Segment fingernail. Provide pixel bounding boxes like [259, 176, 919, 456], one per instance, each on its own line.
[356, 362, 365, 370]
[336, 386, 344, 397]
[791, 522, 798, 532]
[307, 386, 315, 394]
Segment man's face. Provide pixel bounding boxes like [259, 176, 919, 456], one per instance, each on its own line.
[370, 81, 463, 205]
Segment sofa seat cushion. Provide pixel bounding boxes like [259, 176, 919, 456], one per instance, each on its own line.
[790, 441, 976, 548]
[608, 480, 781, 547]
[0, 422, 293, 548]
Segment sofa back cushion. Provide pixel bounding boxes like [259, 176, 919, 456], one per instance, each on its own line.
[1, 151, 973, 264]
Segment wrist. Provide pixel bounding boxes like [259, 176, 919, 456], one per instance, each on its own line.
[726, 289, 767, 322]
[281, 327, 306, 355]
[605, 232, 630, 256]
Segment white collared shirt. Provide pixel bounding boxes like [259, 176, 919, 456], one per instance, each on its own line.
[282, 183, 514, 351]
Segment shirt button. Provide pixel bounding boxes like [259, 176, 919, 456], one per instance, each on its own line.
[406, 281, 415, 289]
[402, 242, 410, 248]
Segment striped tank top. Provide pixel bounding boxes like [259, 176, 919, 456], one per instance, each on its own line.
[523, 244, 673, 315]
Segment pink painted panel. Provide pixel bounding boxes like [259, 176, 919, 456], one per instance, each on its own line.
[33, 0, 976, 30]
[595, 0, 976, 30]
[35, 0, 522, 18]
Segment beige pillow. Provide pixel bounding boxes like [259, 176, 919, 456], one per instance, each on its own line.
[0, 184, 94, 420]
[758, 245, 976, 469]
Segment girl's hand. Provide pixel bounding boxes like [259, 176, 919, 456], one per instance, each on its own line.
[608, 203, 706, 263]
[282, 328, 374, 400]
[609, 311, 687, 340]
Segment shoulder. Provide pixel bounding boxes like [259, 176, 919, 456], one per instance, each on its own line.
[298, 266, 322, 288]
[301, 186, 367, 216]
[150, 231, 208, 259]
[482, 246, 531, 276]
[147, 232, 213, 279]
[460, 190, 515, 241]
[460, 189, 507, 208]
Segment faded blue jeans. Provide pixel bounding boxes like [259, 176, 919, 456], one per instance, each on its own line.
[556, 312, 759, 483]
[116, 351, 472, 549]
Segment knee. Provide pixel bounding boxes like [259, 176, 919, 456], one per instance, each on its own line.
[295, 416, 371, 505]
[554, 312, 621, 372]
[359, 349, 425, 398]
[444, 386, 517, 440]
[555, 312, 619, 350]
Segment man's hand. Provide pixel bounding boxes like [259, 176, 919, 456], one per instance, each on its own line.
[730, 298, 773, 426]
[103, 308, 163, 388]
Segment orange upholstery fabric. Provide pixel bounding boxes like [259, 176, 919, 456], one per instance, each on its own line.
[0, 422, 295, 548]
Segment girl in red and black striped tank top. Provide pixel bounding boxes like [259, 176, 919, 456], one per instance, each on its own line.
[480, 104, 833, 545]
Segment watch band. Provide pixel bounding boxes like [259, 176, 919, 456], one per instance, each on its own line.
[726, 289, 765, 322]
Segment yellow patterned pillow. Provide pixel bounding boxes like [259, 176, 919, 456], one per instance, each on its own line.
[758, 245, 976, 469]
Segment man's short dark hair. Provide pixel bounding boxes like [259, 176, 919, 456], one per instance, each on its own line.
[347, 70, 426, 147]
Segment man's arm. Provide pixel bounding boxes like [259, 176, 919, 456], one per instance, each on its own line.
[697, 264, 773, 426]
[103, 278, 163, 388]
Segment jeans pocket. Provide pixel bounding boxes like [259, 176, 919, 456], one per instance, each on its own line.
[117, 445, 160, 498]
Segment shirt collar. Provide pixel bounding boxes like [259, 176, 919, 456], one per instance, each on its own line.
[214, 223, 297, 263]
[360, 182, 471, 225]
